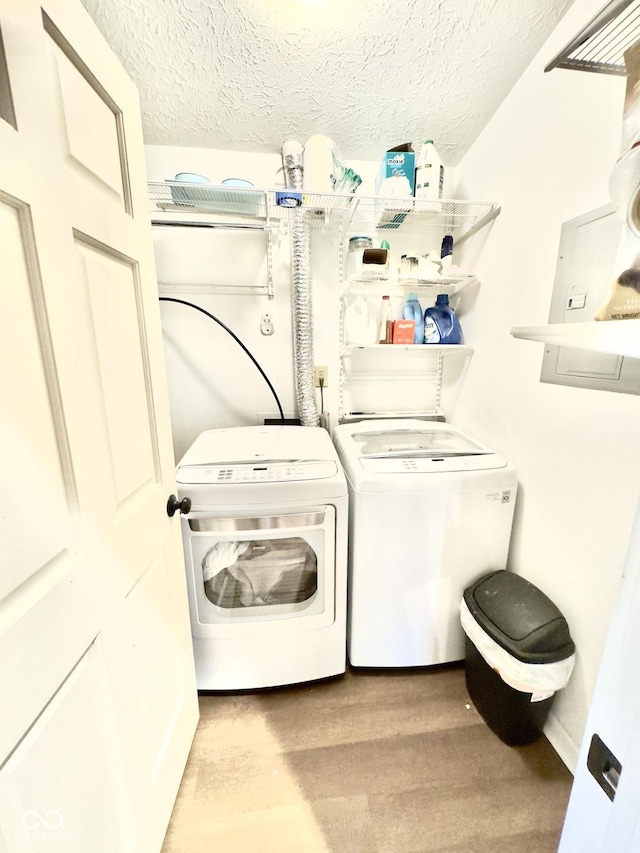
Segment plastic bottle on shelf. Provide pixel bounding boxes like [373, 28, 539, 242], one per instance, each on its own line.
[378, 295, 393, 344]
[303, 133, 336, 193]
[414, 140, 444, 200]
[344, 295, 377, 344]
[402, 292, 424, 344]
[424, 293, 462, 344]
[440, 235, 454, 270]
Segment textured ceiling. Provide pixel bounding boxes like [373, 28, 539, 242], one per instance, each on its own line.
[80, 0, 574, 165]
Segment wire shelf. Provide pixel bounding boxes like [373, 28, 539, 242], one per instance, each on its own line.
[344, 372, 438, 385]
[545, 0, 640, 75]
[148, 182, 499, 241]
[341, 344, 472, 355]
[148, 182, 273, 225]
[341, 377, 440, 417]
[346, 197, 499, 241]
[338, 411, 446, 422]
[342, 272, 478, 296]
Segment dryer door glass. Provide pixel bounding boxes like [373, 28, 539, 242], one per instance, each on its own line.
[202, 537, 317, 608]
[184, 508, 334, 625]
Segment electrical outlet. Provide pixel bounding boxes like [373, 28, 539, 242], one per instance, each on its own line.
[314, 366, 328, 387]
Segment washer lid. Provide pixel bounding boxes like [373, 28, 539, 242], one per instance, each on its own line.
[336, 421, 508, 474]
[351, 426, 484, 459]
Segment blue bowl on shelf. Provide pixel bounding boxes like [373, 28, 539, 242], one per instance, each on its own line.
[168, 172, 210, 203]
[166, 173, 262, 216]
[221, 178, 254, 188]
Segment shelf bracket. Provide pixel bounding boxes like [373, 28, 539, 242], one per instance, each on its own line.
[455, 204, 502, 246]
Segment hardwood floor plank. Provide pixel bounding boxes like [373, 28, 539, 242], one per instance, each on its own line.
[161, 666, 572, 853]
[280, 726, 569, 800]
[432, 829, 563, 853]
[368, 775, 570, 852]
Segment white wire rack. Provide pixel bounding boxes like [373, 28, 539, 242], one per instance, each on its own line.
[342, 271, 478, 296]
[545, 0, 640, 75]
[338, 344, 472, 421]
[148, 182, 499, 243]
[344, 197, 499, 244]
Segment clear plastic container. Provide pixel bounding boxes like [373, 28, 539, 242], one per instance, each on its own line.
[346, 236, 373, 280]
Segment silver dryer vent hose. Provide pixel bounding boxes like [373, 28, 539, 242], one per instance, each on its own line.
[281, 141, 318, 427]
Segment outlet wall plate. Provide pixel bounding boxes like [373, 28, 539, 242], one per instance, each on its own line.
[314, 366, 328, 387]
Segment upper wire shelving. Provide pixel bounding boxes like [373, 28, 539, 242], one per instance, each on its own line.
[545, 0, 640, 75]
[147, 181, 499, 244]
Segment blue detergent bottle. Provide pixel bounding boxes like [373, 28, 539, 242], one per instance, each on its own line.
[402, 292, 424, 344]
[424, 293, 462, 344]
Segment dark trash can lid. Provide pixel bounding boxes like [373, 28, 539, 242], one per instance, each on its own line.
[463, 570, 575, 664]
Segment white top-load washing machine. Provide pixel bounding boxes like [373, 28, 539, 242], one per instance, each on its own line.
[333, 419, 517, 668]
[175, 425, 348, 690]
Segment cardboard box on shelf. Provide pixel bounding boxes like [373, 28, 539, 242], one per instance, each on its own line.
[392, 320, 416, 344]
[375, 144, 416, 229]
[375, 144, 416, 197]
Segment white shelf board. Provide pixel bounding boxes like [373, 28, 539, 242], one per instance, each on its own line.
[148, 182, 499, 239]
[340, 410, 445, 421]
[342, 343, 473, 354]
[342, 273, 477, 297]
[511, 319, 640, 359]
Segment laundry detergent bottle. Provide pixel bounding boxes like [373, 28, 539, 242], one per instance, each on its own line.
[424, 293, 461, 344]
[403, 292, 424, 344]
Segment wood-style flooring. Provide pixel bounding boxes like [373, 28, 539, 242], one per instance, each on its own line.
[161, 664, 572, 853]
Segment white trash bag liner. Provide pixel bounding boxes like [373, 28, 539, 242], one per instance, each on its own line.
[460, 598, 575, 703]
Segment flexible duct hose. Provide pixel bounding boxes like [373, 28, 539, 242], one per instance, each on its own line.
[281, 141, 318, 427]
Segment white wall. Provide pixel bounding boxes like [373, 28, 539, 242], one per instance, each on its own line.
[146, 145, 379, 460]
[147, 6, 640, 771]
[453, 0, 640, 769]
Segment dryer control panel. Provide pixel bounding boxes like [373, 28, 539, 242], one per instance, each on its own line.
[177, 460, 338, 485]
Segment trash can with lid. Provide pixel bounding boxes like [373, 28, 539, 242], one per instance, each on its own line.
[460, 570, 576, 746]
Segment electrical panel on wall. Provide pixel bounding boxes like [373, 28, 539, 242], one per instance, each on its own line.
[541, 204, 640, 395]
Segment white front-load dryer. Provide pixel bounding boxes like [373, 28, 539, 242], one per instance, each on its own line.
[333, 419, 517, 668]
[176, 425, 348, 690]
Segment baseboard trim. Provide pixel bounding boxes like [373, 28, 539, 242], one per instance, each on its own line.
[545, 710, 580, 774]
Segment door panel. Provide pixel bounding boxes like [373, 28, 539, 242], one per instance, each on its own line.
[43, 11, 129, 209]
[0, 198, 73, 599]
[0, 22, 16, 129]
[0, 2, 198, 850]
[125, 550, 196, 783]
[0, 644, 136, 852]
[50, 39, 125, 199]
[560, 497, 640, 850]
[78, 239, 155, 500]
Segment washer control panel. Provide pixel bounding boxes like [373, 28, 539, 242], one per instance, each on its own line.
[177, 459, 338, 484]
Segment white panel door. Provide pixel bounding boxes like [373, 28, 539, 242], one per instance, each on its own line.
[559, 495, 640, 852]
[0, 3, 198, 851]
